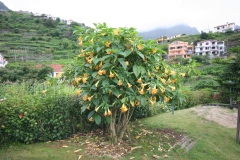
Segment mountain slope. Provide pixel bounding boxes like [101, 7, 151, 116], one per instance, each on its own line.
[138, 24, 200, 40]
[0, 1, 9, 11]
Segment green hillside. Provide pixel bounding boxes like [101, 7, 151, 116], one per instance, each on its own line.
[0, 10, 86, 63]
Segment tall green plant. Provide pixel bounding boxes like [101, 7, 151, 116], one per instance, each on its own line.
[64, 23, 190, 143]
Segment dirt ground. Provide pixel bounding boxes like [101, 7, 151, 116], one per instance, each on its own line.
[190, 105, 238, 128]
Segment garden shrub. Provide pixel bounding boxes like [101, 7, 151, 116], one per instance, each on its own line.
[0, 81, 94, 146]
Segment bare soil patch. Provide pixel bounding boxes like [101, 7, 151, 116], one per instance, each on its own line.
[191, 105, 238, 128]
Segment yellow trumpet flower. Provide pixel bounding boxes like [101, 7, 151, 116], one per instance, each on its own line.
[76, 90, 81, 96]
[89, 117, 93, 122]
[107, 109, 112, 115]
[149, 100, 155, 105]
[87, 95, 93, 101]
[127, 83, 132, 88]
[82, 77, 87, 83]
[78, 37, 82, 41]
[137, 78, 142, 83]
[102, 70, 106, 75]
[109, 71, 115, 78]
[42, 90, 47, 94]
[117, 94, 122, 98]
[152, 48, 157, 53]
[113, 29, 119, 35]
[83, 73, 88, 77]
[105, 41, 111, 47]
[126, 61, 129, 66]
[95, 80, 100, 88]
[117, 80, 123, 86]
[164, 69, 168, 74]
[138, 88, 144, 95]
[75, 77, 81, 83]
[180, 73, 186, 77]
[161, 78, 166, 84]
[135, 100, 140, 106]
[170, 86, 175, 91]
[82, 95, 88, 101]
[98, 70, 103, 75]
[120, 104, 128, 113]
[95, 106, 100, 112]
[170, 71, 175, 75]
[104, 111, 108, 117]
[160, 88, 165, 93]
[151, 86, 158, 95]
[137, 44, 143, 50]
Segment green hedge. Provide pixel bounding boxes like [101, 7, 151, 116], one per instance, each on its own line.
[0, 82, 93, 146]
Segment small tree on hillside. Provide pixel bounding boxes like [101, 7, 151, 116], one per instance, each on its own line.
[64, 23, 189, 143]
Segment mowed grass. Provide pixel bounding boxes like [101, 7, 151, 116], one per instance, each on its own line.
[0, 106, 239, 160]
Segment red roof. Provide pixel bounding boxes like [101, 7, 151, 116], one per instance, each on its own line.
[36, 64, 63, 72]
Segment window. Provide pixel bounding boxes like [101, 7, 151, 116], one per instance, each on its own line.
[217, 28, 220, 30]
[206, 43, 209, 45]
[212, 42, 215, 45]
[170, 47, 175, 50]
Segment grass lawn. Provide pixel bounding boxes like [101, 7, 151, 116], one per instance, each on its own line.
[0, 106, 239, 160]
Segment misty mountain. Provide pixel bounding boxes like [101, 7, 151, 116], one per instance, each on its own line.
[138, 24, 200, 40]
[0, 1, 10, 11]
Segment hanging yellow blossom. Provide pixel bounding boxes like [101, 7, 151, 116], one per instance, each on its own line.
[137, 44, 143, 50]
[88, 52, 94, 57]
[109, 71, 115, 78]
[82, 77, 88, 83]
[135, 100, 140, 106]
[141, 83, 147, 88]
[150, 100, 155, 105]
[117, 94, 122, 98]
[75, 77, 81, 83]
[148, 71, 151, 78]
[114, 29, 119, 35]
[87, 95, 93, 101]
[89, 38, 93, 44]
[127, 83, 132, 88]
[86, 105, 90, 110]
[101, 32, 106, 36]
[170, 71, 175, 75]
[151, 86, 158, 95]
[95, 106, 100, 112]
[126, 61, 129, 66]
[76, 90, 81, 96]
[108, 90, 112, 95]
[152, 48, 157, 53]
[164, 69, 168, 74]
[104, 111, 108, 117]
[171, 79, 177, 83]
[95, 65, 99, 70]
[98, 61, 103, 68]
[98, 70, 103, 75]
[120, 104, 128, 113]
[107, 109, 112, 115]
[107, 50, 113, 54]
[102, 70, 106, 75]
[82, 95, 88, 101]
[155, 66, 159, 70]
[138, 88, 144, 95]
[95, 80, 100, 88]
[117, 80, 123, 86]
[164, 97, 170, 102]
[42, 90, 47, 94]
[89, 117, 93, 122]
[83, 73, 88, 77]
[170, 86, 175, 91]
[137, 78, 142, 83]
[78, 37, 82, 41]
[79, 41, 82, 46]
[105, 41, 111, 47]
[130, 101, 135, 107]
[160, 88, 165, 93]
[180, 73, 186, 77]
[161, 78, 166, 84]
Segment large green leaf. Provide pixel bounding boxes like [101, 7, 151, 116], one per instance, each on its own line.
[133, 64, 141, 77]
[102, 62, 112, 69]
[118, 59, 127, 70]
[140, 66, 146, 75]
[93, 58, 100, 65]
[94, 114, 101, 125]
[137, 51, 145, 59]
[93, 98, 99, 106]
[88, 110, 95, 119]
[118, 50, 132, 57]
[92, 72, 98, 78]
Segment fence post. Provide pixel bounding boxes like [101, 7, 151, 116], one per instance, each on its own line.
[236, 105, 240, 143]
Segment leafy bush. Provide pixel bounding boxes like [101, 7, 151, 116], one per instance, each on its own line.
[0, 81, 93, 146]
[177, 89, 213, 109]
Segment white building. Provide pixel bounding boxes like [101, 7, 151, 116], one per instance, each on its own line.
[213, 22, 235, 33]
[195, 40, 226, 58]
[0, 53, 8, 67]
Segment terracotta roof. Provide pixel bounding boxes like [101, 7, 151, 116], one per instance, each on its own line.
[36, 64, 63, 72]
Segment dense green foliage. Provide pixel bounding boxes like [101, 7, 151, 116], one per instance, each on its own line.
[0, 81, 96, 146]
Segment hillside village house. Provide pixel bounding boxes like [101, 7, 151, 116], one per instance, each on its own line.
[213, 22, 235, 33]
[168, 41, 194, 59]
[195, 40, 226, 58]
[36, 64, 64, 78]
[0, 53, 8, 67]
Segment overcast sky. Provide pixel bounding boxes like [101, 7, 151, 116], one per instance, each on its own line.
[1, 0, 240, 32]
